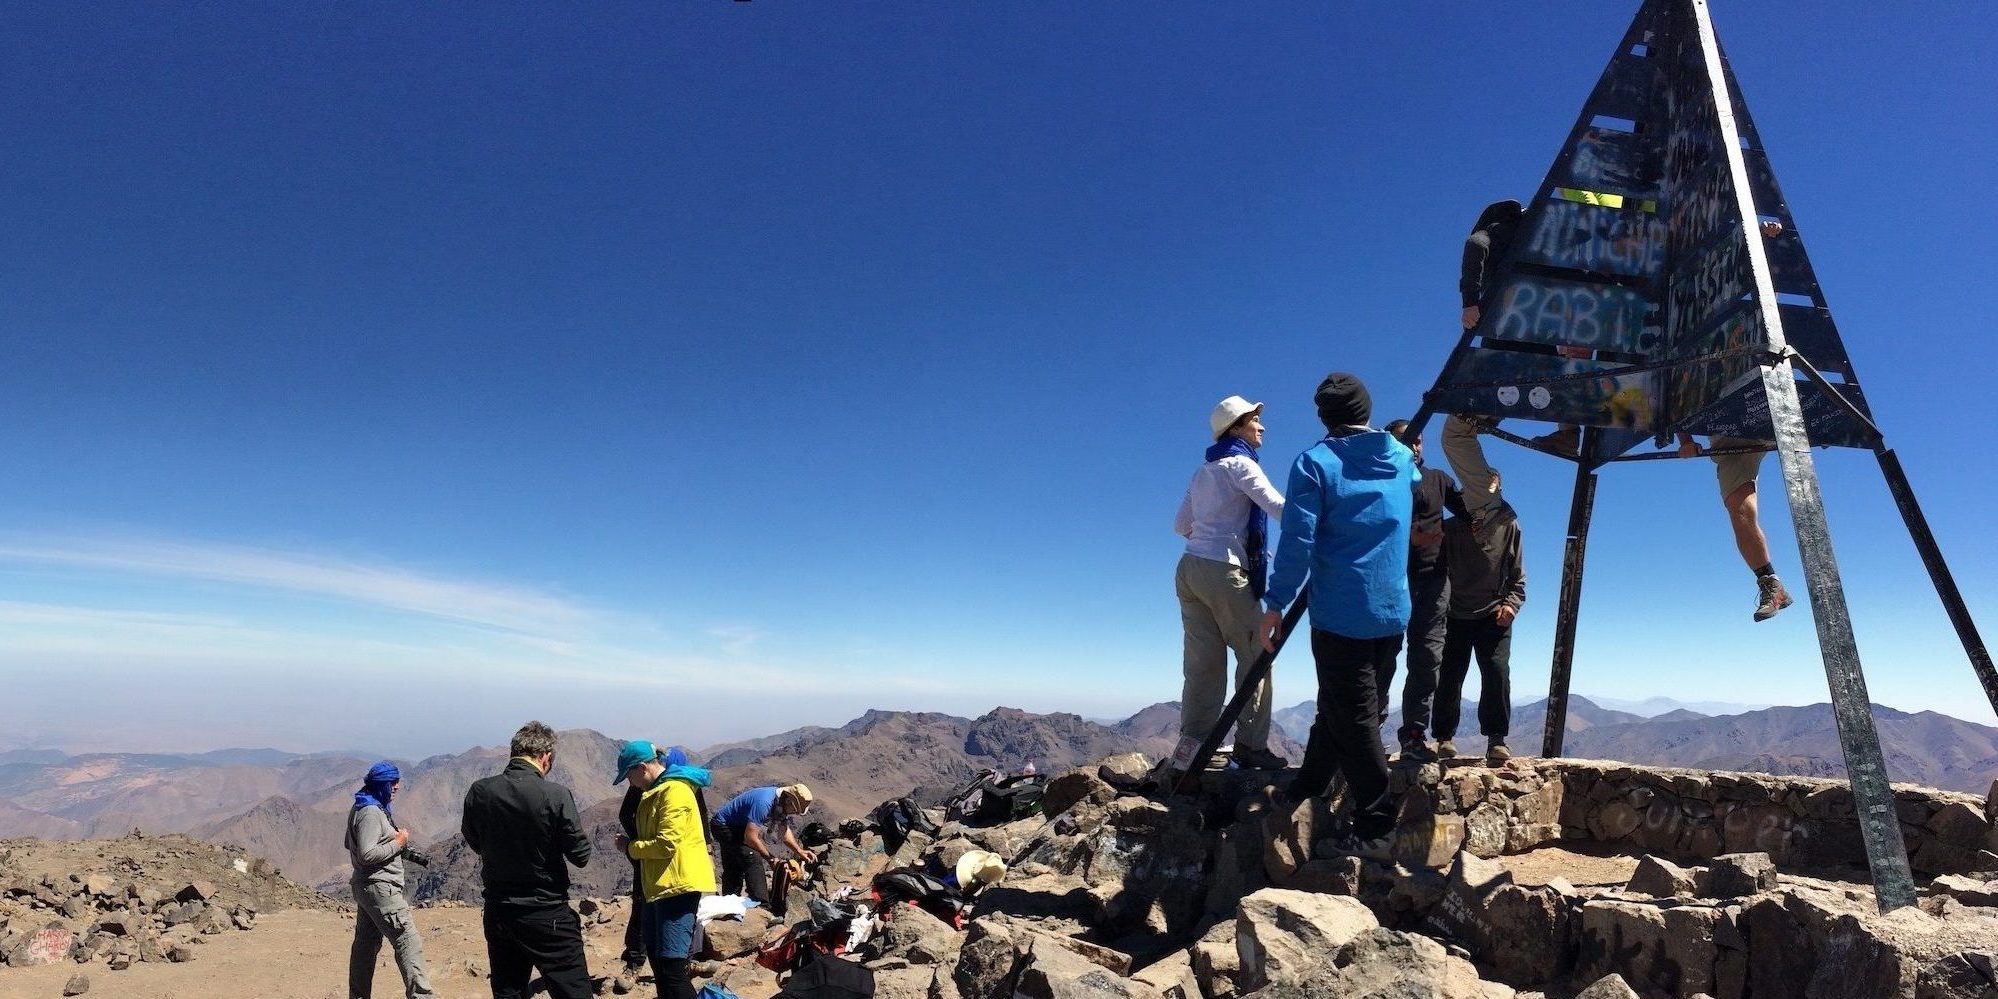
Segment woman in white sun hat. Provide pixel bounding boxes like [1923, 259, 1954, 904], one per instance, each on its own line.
[1171, 395, 1288, 778]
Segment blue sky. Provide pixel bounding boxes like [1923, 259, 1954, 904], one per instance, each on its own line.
[1, 4, 1992, 756]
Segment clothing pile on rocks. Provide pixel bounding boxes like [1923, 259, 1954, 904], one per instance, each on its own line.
[673, 750, 1998, 999]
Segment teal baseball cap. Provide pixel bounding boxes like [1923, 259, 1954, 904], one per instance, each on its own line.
[614, 739, 657, 784]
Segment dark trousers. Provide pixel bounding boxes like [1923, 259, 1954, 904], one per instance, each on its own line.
[712, 821, 771, 903]
[481, 902, 592, 999]
[620, 858, 644, 966]
[1435, 615, 1513, 741]
[1290, 628, 1401, 840]
[1378, 571, 1450, 733]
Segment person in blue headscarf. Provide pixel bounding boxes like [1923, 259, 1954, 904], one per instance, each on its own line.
[1170, 395, 1289, 780]
[346, 760, 434, 999]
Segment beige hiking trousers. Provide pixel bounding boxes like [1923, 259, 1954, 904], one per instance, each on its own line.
[1175, 553, 1273, 758]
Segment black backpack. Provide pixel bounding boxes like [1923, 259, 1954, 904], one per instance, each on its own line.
[778, 953, 875, 999]
[869, 796, 939, 853]
[871, 868, 966, 925]
[945, 770, 1046, 825]
[799, 821, 836, 848]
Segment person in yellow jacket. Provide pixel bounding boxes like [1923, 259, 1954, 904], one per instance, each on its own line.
[612, 739, 715, 999]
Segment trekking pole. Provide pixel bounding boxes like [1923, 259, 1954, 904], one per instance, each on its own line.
[1173, 592, 1310, 796]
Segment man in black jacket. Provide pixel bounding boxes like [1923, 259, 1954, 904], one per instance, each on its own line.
[462, 721, 593, 999]
[1381, 421, 1464, 763]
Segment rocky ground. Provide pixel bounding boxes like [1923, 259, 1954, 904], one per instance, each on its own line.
[3, 753, 1995, 999]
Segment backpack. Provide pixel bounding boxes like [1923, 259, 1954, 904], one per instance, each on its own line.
[800, 821, 836, 848]
[945, 770, 1046, 825]
[869, 796, 939, 853]
[871, 868, 967, 925]
[778, 953, 875, 999]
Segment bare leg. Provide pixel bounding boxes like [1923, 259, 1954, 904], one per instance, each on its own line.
[1724, 480, 1771, 570]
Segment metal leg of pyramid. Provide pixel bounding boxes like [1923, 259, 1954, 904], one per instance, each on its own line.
[1875, 448, 1998, 719]
[1763, 365, 1915, 911]
[1542, 459, 1600, 759]
[1174, 594, 1309, 797]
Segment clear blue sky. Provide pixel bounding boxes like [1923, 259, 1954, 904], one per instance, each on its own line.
[1, 3, 1992, 756]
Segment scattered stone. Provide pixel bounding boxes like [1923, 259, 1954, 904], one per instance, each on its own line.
[1915, 951, 1998, 999]
[1928, 875, 1998, 908]
[701, 907, 776, 960]
[62, 972, 90, 996]
[876, 903, 959, 965]
[1097, 754, 1152, 792]
[174, 881, 216, 904]
[167, 943, 195, 963]
[1233, 889, 1378, 992]
[1573, 973, 1641, 999]
[1626, 855, 1696, 897]
[1040, 770, 1116, 820]
[1701, 853, 1779, 897]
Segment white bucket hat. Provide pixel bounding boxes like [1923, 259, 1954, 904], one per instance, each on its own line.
[1209, 396, 1265, 440]
[955, 850, 1007, 888]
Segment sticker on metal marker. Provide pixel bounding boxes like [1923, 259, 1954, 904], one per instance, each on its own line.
[1529, 386, 1552, 410]
[1496, 386, 1520, 406]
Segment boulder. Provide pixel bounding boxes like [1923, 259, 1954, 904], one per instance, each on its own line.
[1626, 855, 1696, 897]
[1915, 951, 1998, 999]
[878, 904, 961, 966]
[1573, 973, 1642, 999]
[1575, 899, 1728, 999]
[1042, 771, 1116, 820]
[175, 881, 216, 904]
[1233, 889, 1378, 992]
[701, 908, 777, 960]
[1130, 950, 1199, 999]
[5, 927, 74, 968]
[1188, 920, 1240, 999]
[1700, 853, 1778, 898]
[1098, 754, 1153, 792]
[1013, 937, 1161, 999]
[872, 964, 942, 999]
[1251, 927, 1503, 999]
[63, 972, 90, 996]
[1927, 875, 1998, 908]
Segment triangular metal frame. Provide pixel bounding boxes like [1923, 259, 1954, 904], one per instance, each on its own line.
[1399, 0, 1995, 912]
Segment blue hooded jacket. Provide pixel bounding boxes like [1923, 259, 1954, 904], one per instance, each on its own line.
[1262, 429, 1419, 639]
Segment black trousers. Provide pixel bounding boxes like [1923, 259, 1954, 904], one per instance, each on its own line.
[1290, 628, 1401, 840]
[712, 820, 771, 903]
[1378, 571, 1450, 733]
[482, 902, 592, 999]
[620, 858, 644, 966]
[1435, 614, 1513, 741]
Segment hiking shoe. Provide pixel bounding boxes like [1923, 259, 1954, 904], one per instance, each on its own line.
[1329, 832, 1393, 862]
[1397, 729, 1437, 764]
[1234, 747, 1289, 771]
[1531, 425, 1581, 457]
[1486, 742, 1513, 764]
[1754, 575, 1794, 622]
[1436, 739, 1458, 760]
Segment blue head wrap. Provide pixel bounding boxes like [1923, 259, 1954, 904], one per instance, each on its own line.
[665, 746, 690, 767]
[354, 760, 400, 818]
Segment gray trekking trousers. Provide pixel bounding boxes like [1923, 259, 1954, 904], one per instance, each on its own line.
[351, 881, 435, 999]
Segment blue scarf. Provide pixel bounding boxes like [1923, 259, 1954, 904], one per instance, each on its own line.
[1206, 436, 1268, 597]
[353, 760, 400, 821]
[663, 763, 713, 788]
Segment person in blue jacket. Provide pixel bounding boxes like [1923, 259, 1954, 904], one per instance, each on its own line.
[1255, 372, 1419, 861]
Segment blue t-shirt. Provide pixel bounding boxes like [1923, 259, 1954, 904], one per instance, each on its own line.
[714, 786, 781, 831]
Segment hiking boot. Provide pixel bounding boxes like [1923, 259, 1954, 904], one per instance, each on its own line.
[1754, 575, 1794, 622]
[1531, 425, 1581, 457]
[1397, 729, 1437, 764]
[1328, 831, 1393, 862]
[1486, 741, 1513, 764]
[1436, 739, 1458, 760]
[1234, 747, 1289, 771]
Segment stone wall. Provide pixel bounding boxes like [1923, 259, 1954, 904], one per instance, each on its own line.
[1392, 758, 1998, 877]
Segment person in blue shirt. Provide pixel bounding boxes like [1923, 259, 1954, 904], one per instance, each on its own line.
[708, 783, 813, 907]
[1255, 372, 1419, 861]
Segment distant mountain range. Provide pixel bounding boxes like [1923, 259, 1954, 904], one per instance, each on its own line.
[2, 697, 1992, 897]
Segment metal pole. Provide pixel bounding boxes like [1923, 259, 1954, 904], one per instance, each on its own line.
[1543, 460, 1600, 758]
[1174, 594, 1309, 796]
[1875, 448, 1998, 720]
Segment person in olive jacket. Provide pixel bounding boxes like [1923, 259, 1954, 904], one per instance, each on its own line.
[461, 721, 593, 999]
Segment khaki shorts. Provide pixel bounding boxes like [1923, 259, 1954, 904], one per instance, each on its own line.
[1710, 436, 1767, 499]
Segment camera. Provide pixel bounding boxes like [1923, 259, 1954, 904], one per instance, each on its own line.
[401, 847, 433, 868]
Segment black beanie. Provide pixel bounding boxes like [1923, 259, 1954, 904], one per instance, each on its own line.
[1314, 372, 1372, 430]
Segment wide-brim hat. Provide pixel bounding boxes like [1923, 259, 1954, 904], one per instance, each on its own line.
[1209, 396, 1264, 440]
[955, 849, 1007, 887]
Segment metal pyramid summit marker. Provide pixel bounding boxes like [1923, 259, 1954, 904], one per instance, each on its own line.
[1396, 0, 1997, 913]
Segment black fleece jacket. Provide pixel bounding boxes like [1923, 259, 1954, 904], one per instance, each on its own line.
[461, 758, 592, 907]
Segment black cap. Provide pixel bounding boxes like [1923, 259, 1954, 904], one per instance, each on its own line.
[1314, 372, 1372, 431]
